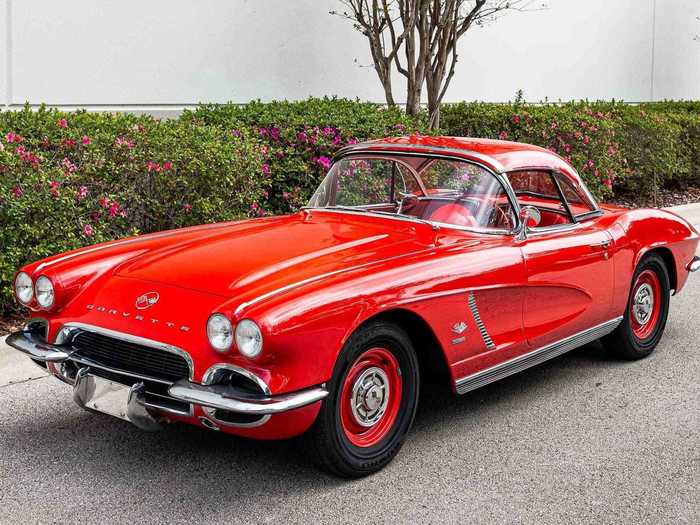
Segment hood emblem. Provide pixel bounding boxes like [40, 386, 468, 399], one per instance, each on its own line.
[135, 292, 160, 310]
[452, 321, 467, 335]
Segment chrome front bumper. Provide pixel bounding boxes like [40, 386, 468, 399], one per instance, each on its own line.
[5, 329, 328, 429]
[688, 256, 700, 273]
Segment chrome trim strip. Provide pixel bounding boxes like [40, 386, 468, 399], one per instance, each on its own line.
[168, 381, 329, 416]
[468, 292, 496, 350]
[687, 256, 700, 273]
[202, 363, 271, 394]
[455, 316, 623, 395]
[57, 322, 195, 381]
[201, 363, 272, 428]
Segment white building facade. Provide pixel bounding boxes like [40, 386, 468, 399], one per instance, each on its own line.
[1, 0, 699, 114]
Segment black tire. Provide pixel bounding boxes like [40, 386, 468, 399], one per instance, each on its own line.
[602, 253, 670, 360]
[303, 320, 420, 478]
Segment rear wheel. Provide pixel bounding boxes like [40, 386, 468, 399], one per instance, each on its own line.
[304, 321, 419, 477]
[603, 253, 670, 360]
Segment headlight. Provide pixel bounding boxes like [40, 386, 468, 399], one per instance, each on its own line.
[235, 319, 263, 358]
[35, 276, 55, 309]
[207, 314, 233, 353]
[14, 272, 33, 305]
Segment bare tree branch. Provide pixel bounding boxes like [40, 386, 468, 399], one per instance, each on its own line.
[332, 0, 545, 128]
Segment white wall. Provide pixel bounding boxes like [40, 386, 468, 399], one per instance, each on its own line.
[1, 0, 699, 111]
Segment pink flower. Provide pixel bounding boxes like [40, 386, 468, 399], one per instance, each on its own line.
[583, 136, 591, 145]
[315, 156, 332, 169]
[62, 138, 76, 148]
[49, 180, 61, 190]
[260, 145, 269, 155]
[146, 161, 161, 172]
[76, 186, 88, 201]
[231, 129, 242, 138]
[5, 132, 23, 143]
[62, 157, 77, 174]
[83, 224, 94, 237]
[183, 203, 192, 213]
[261, 163, 271, 175]
[109, 202, 120, 217]
[81, 136, 91, 146]
[512, 115, 521, 125]
[11, 186, 23, 198]
[498, 131, 509, 140]
[115, 136, 135, 149]
[296, 131, 308, 142]
[563, 144, 572, 153]
[550, 121, 558, 130]
[57, 118, 68, 129]
[270, 127, 281, 141]
[332, 135, 343, 146]
[162, 161, 173, 171]
[99, 197, 110, 208]
[275, 151, 285, 160]
[346, 138, 359, 145]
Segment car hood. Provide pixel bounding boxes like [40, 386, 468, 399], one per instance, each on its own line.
[114, 211, 434, 300]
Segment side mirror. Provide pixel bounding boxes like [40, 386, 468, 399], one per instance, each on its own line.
[519, 206, 541, 229]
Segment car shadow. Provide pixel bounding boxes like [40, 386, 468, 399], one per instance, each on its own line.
[1, 341, 619, 512]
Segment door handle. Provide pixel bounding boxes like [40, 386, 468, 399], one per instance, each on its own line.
[590, 240, 610, 250]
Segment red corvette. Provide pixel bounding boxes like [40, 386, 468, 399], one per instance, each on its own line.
[7, 136, 699, 476]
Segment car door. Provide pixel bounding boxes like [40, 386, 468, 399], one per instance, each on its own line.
[508, 170, 614, 348]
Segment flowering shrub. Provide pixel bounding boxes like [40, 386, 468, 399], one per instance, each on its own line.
[441, 101, 700, 198]
[0, 106, 266, 312]
[187, 97, 429, 212]
[2, 99, 699, 314]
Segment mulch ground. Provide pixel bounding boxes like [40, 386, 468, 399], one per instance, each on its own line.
[2, 187, 700, 336]
[609, 186, 700, 209]
[0, 313, 26, 336]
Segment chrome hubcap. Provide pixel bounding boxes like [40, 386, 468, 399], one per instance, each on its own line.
[633, 283, 654, 325]
[350, 367, 390, 427]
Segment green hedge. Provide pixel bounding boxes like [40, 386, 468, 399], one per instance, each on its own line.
[185, 98, 428, 211]
[440, 101, 700, 198]
[0, 106, 267, 312]
[2, 98, 700, 314]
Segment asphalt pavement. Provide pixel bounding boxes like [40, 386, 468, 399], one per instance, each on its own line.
[1, 207, 698, 524]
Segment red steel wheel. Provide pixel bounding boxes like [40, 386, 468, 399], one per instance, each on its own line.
[304, 320, 419, 477]
[602, 253, 670, 360]
[629, 269, 662, 341]
[339, 347, 403, 448]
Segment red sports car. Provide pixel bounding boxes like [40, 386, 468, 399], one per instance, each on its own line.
[7, 136, 699, 477]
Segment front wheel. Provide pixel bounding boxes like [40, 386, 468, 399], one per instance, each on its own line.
[602, 253, 670, 360]
[303, 321, 420, 477]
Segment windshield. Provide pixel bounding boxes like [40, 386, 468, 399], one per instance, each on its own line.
[307, 156, 515, 231]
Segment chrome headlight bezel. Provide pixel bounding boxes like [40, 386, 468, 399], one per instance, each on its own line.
[206, 313, 234, 353]
[235, 319, 263, 359]
[35, 276, 55, 309]
[14, 272, 34, 305]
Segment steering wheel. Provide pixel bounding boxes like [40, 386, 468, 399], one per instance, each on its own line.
[488, 203, 513, 229]
[396, 192, 419, 215]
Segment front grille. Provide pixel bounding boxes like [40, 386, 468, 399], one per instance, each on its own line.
[71, 331, 190, 382]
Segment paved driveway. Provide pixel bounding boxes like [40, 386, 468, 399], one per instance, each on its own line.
[1, 209, 698, 524]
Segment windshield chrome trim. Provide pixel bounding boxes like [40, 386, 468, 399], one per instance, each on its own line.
[314, 150, 522, 235]
[304, 207, 514, 236]
[335, 143, 507, 173]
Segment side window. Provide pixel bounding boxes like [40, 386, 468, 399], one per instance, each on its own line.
[506, 170, 573, 227]
[553, 172, 596, 216]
